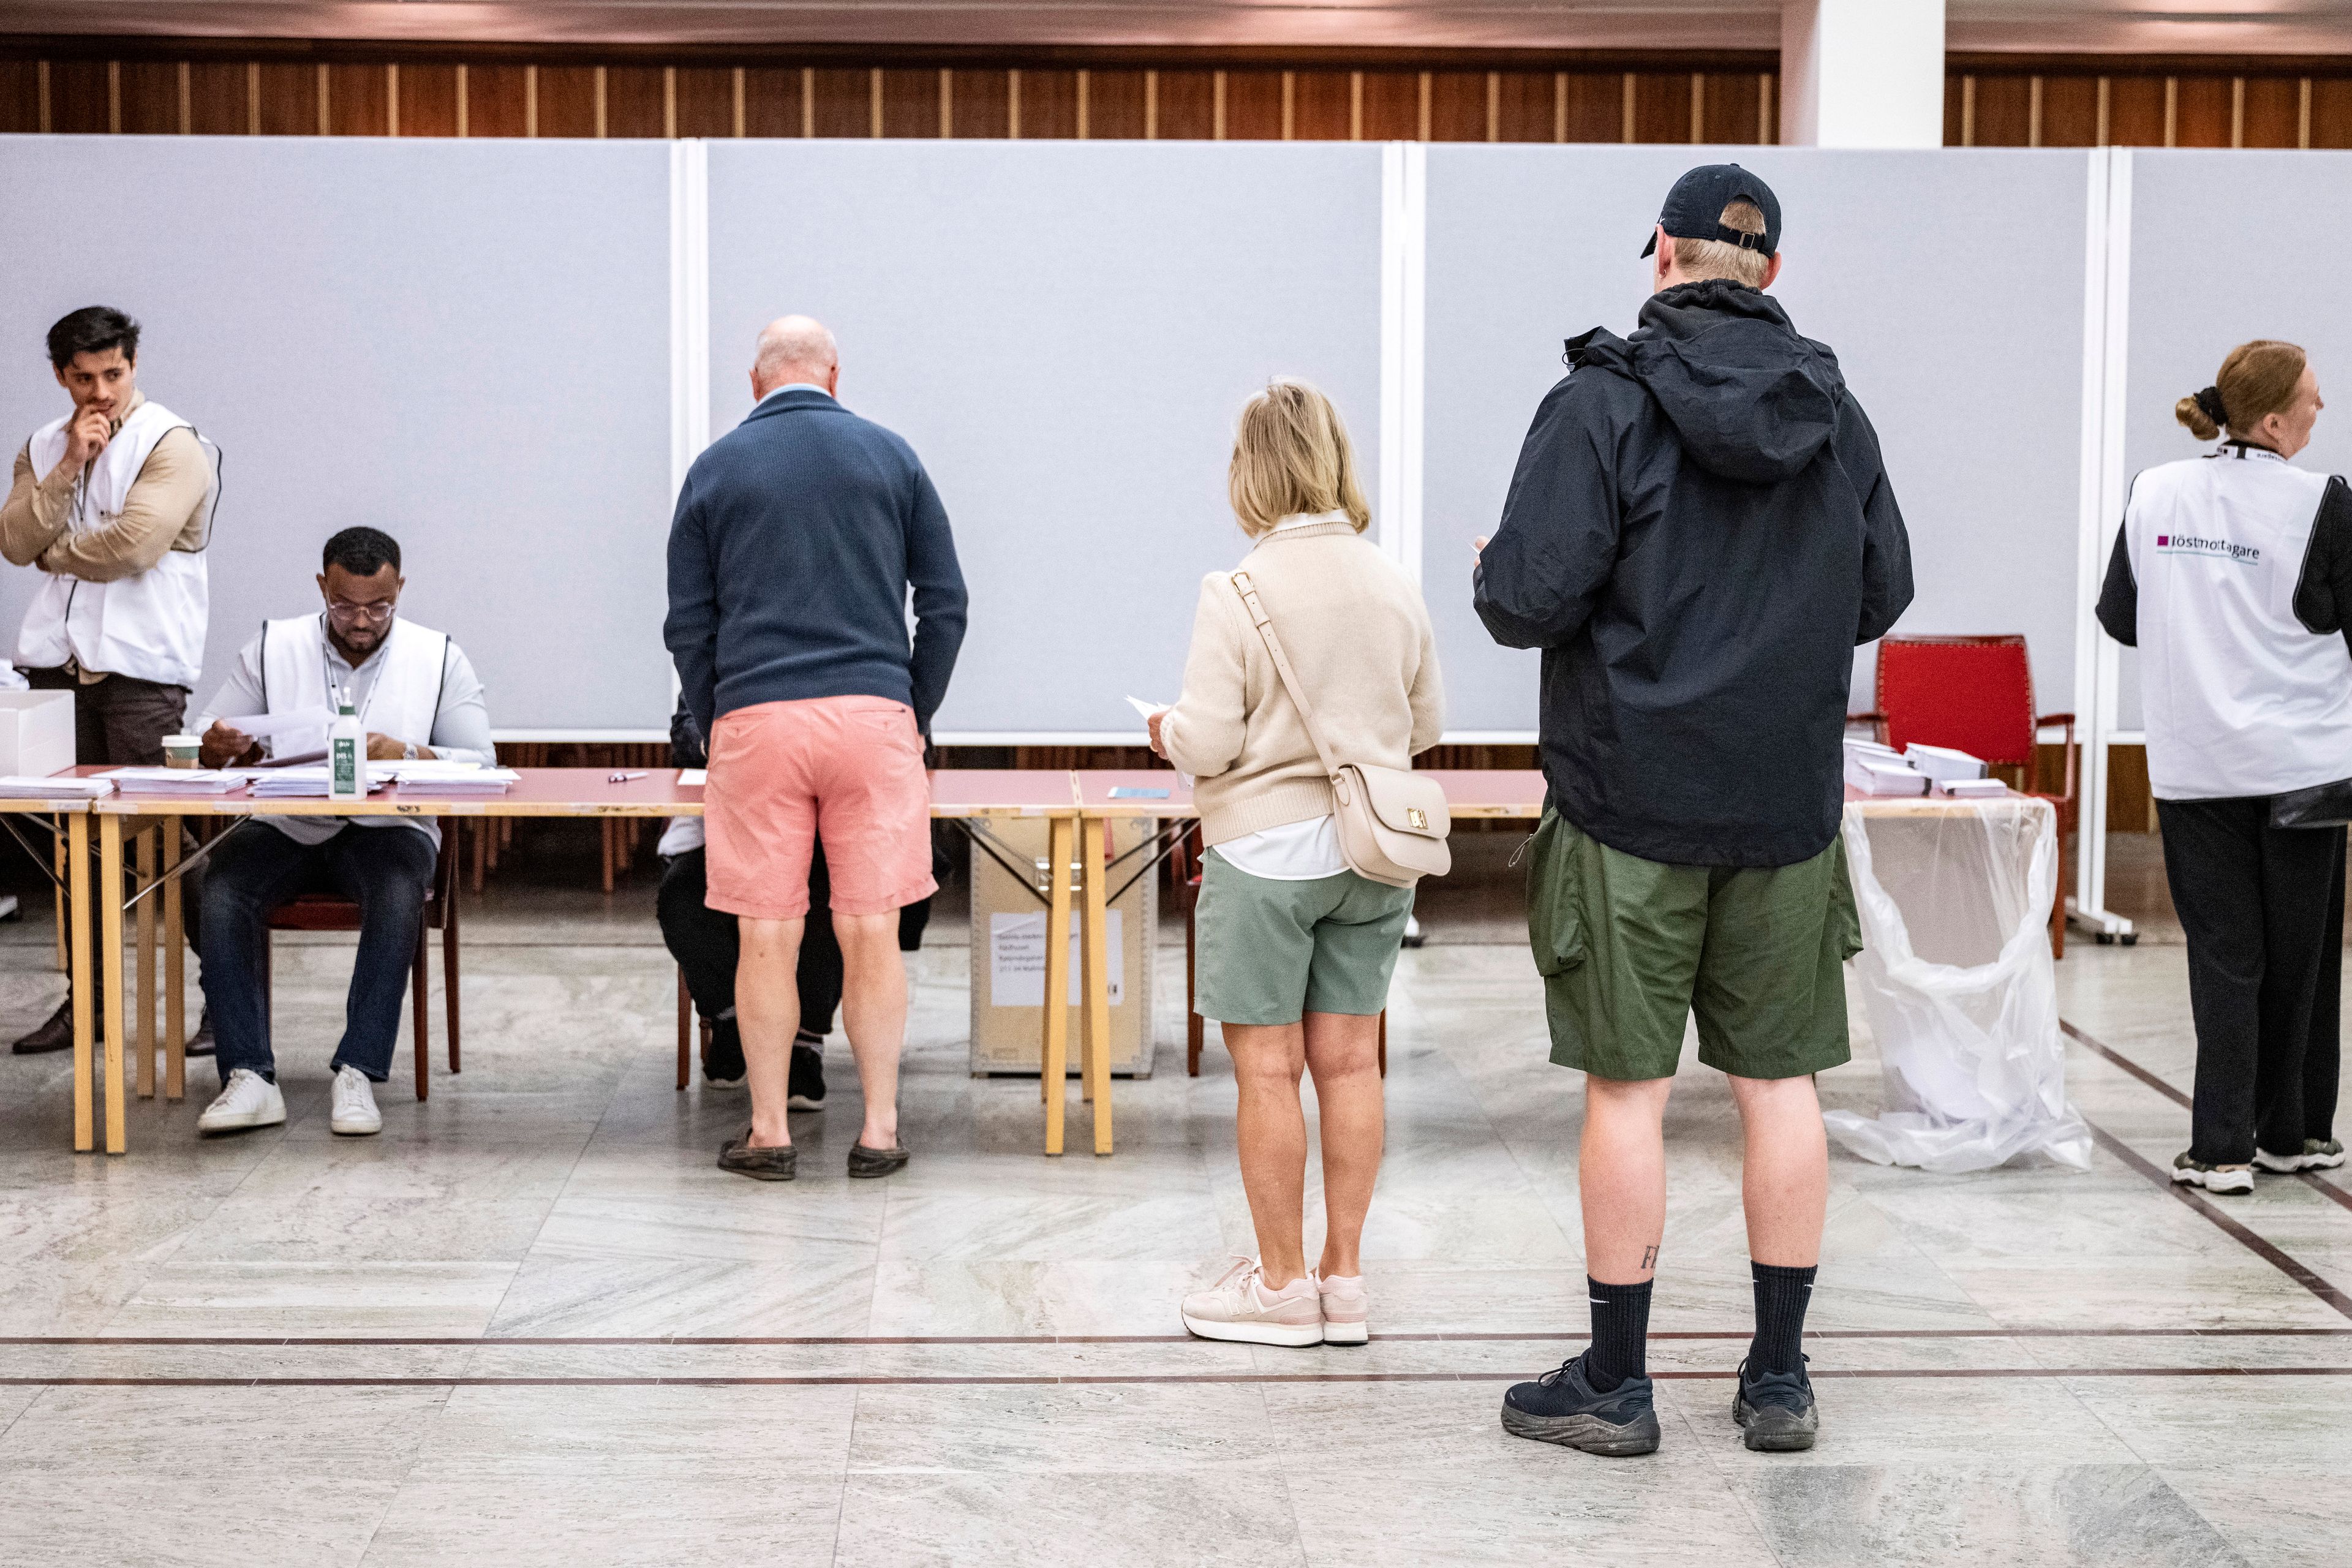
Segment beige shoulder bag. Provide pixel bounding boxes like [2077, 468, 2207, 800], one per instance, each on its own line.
[1228, 570, 1450, 888]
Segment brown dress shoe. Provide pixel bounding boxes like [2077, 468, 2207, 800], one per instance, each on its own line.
[10, 998, 73, 1055]
[717, 1130, 797, 1182]
[847, 1142, 910, 1179]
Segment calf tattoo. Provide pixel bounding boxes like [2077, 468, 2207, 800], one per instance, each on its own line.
[1640, 1245, 1659, 1270]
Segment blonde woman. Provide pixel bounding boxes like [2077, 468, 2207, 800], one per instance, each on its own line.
[1148, 380, 1444, 1346]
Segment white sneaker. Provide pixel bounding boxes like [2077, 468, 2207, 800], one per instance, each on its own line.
[2171, 1153, 2253, 1194]
[1319, 1272, 1370, 1345]
[197, 1068, 285, 1136]
[1180, 1258, 1324, 1348]
[2253, 1139, 2346, 1174]
[329, 1065, 382, 1137]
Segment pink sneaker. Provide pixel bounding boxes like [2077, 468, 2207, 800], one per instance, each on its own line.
[1180, 1259, 1324, 1347]
[1319, 1272, 1368, 1345]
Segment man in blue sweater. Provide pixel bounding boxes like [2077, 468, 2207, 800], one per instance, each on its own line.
[665, 315, 968, 1183]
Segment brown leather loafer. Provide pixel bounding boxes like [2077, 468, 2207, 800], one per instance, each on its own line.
[717, 1131, 797, 1182]
[846, 1142, 910, 1179]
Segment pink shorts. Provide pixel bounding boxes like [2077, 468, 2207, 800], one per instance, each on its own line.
[703, 695, 936, 921]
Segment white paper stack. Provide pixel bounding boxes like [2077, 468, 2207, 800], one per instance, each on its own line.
[1940, 776, 2011, 799]
[1904, 743, 1989, 783]
[1844, 745, 1929, 796]
[383, 763, 519, 794]
[103, 767, 244, 794]
[0, 775, 112, 797]
[247, 767, 388, 798]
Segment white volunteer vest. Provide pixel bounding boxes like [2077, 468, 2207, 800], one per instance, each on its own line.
[16, 400, 213, 688]
[256, 614, 451, 760]
[2124, 445, 2352, 799]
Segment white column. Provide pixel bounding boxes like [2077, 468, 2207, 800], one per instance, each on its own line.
[1780, 0, 1946, 148]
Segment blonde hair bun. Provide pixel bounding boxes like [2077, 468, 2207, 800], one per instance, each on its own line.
[2180, 341, 2305, 443]
[2175, 394, 2221, 442]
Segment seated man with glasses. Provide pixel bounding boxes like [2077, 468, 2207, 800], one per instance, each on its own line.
[187, 525, 493, 1139]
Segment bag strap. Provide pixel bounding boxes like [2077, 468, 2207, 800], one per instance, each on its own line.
[1229, 570, 1344, 783]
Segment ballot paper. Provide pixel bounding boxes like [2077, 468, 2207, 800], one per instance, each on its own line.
[1904, 742, 1988, 783]
[247, 767, 389, 798]
[677, 769, 707, 786]
[382, 763, 519, 794]
[1125, 696, 1170, 722]
[102, 767, 244, 794]
[0, 775, 112, 797]
[1940, 776, 2011, 799]
[214, 707, 336, 741]
[1845, 752, 1929, 796]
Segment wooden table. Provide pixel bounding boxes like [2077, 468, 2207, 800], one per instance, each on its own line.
[0, 793, 100, 1150]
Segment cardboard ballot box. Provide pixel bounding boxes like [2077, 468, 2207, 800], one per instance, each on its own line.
[0, 690, 76, 779]
[967, 816, 1158, 1078]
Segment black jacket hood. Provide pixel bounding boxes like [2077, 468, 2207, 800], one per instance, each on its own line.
[1566, 281, 1845, 485]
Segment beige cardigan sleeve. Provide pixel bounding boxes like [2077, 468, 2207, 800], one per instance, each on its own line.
[1406, 594, 1446, 756]
[1159, 572, 1251, 780]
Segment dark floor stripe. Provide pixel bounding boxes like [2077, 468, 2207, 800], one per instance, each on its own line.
[4, 1367, 2350, 1389]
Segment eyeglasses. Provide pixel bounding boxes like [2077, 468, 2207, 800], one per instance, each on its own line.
[326, 598, 398, 626]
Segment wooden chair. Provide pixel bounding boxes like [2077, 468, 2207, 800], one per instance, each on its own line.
[263, 832, 461, 1099]
[1172, 824, 1386, 1079]
[1856, 633, 2078, 957]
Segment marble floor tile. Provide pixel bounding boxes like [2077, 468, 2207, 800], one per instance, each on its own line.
[846, 1381, 1281, 1473]
[103, 1259, 520, 1338]
[484, 1249, 878, 1338]
[831, 1469, 1306, 1568]
[2156, 1466, 2352, 1567]
[361, 1475, 849, 1568]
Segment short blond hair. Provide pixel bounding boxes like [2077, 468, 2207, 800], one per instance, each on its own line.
[1227, 379, 1371, 538]
[1672, 198, 1771, 288]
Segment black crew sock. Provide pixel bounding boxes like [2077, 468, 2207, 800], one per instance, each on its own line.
[1584, 1276, 1653, 1392]
[1748, 1262, 1817, 1376]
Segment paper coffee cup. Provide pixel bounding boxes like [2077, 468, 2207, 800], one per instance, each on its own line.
[163, 735, 202, 769]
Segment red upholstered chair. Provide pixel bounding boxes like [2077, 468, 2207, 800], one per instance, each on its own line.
[1858, 634, 2077, 957]
[262, 832, 462, 1099]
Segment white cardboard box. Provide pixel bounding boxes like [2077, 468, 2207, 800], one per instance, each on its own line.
[1846, 752, 1929, 796]
[0, 691, 75, 778]
[1904, 742, 1988, 783]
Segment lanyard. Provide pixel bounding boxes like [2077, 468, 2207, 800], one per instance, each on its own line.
[320, 614, 394, 726]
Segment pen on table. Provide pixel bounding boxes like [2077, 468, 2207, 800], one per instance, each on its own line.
[608, 771, 647, 783]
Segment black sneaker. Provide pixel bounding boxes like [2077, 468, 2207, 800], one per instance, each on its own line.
[1733, 1356, 1819, 1452]
[10, 998, 73, 1055]
[788, 1036, 827, 1111]
[1500, 1352, 1660, 1456]
[184, 1007, 215, 1059]
[701, 1018, 746, 1090]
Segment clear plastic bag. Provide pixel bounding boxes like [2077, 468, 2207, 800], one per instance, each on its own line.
[1824, 796, 2092, 1174]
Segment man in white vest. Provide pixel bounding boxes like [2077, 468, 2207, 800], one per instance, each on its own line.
[188, 526, 492, 1138]
[0, 306, 217, 1057]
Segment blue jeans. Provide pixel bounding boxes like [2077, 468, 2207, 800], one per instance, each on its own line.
[198, 823, 437, 1085]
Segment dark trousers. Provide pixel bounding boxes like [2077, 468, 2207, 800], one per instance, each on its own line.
[2158, 796, 2345, 1164]
[197, 823, 437, 1085]
[23, 667, 197, 992]
[657, 841, 935, 1035]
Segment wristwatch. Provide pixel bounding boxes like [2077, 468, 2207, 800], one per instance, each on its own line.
[402, 742, 419, 761]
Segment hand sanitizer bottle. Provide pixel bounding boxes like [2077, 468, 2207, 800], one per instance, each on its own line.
[328, 693, 365, 802]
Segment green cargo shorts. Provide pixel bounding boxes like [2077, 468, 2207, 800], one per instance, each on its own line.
[1194, 853, 1417, 1026]
[1525, 810, 1860, 1082]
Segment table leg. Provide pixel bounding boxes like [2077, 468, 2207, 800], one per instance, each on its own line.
[52, 825, 66, 974]
[1040, 815, 1074, 1156]
[69, 814, 92, 1153]
[164, 816, 185, 1102]
[100, 813, 126, 1155]
[136, 827, 156, 1100]
[1079, 816, 1114, 1155]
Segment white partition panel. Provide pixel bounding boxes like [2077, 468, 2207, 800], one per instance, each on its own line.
[1423, 146, 2092, 734]
[2118, 150, 2352, 733]
[0, 136, 674, 734]
[706, 140, 1384, 741]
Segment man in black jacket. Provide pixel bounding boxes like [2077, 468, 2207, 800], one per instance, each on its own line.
[1476, 165, 1912, 1459]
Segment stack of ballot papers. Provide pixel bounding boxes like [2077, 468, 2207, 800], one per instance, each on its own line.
[0, 775, 111, 797]
[1940, 776, 2012, 799]
[103, 767, 244, 794]
[380, 763, 519, 794]
[247, 767, 388, 798]
[1903, 742, 1988, 783]
[1844, 738, 1929, 796]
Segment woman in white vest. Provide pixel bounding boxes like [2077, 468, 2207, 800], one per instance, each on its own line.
[2098, 339, 2351, 1194]
[0, 307, 218, 1057]
[189, 527, 493, 1140]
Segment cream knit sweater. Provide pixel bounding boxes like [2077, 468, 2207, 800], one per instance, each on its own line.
[1161, 514, 1445, 846]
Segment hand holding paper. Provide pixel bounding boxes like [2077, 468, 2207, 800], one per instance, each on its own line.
[215, 707, 336, 741]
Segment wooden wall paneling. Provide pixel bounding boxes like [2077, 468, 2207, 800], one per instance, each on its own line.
[116, 60, 178, 134]
[1153, 69, 1215, 140]
[1425, 70, 1487, 140]
[601, 65, 666, 137]
[1493, 70, 1556, 141]
[1357, 70, 1420, 139]
[1291, 68, 1352, 139]
[1559, 71, 1621, 141]
[2038, 74, 2100, 145]
[876, 67, 938, 137]
[186, 60, 247, 134]
[1020, 67, 1080, 138]
[1945, 73, 1966, 145]
[1697, 70, 1761, 143]
[326, 61, 390, 136]
[1970, 74, 2032, 146]
[948, 67, 1009, 137]
[739, 66, 803, 137]
[1215, 68, 1278, 138]
[254, 61, 317, 135]
[2105, 74, 2168, 145]
[2172, 74, 2232, 146]
[2312, 78, 2352, 148]
[534, 64, 598, 136]
[673, 65, 735, 136]
[807, 67, 869, 137]
[395, 62, 459, 137]
[46, 58, 108, 134]
[2241, 75, 2302, 148]
[1086, 68, 1147, 138]
[466, 62, 529, 136]
[1629, 72, 1692, 143]
[0, 60, 37, 133]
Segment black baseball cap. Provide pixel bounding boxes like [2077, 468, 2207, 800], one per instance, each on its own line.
[1640, 163, 1782, 258]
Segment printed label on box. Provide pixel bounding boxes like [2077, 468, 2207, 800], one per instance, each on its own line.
[990, 911, 1124, 1008]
